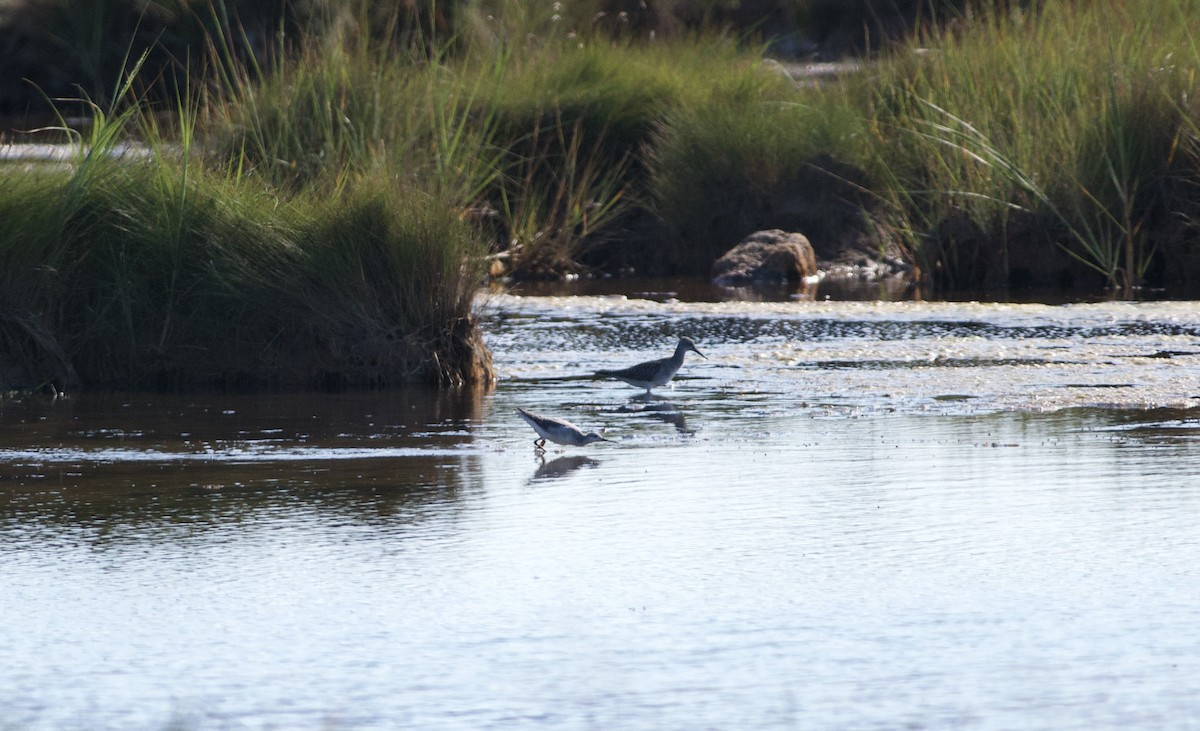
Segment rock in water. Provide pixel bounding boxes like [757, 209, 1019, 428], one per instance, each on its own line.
[710, 229, 817, 285]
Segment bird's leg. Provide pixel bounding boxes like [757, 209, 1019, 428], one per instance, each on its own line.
[534, 438, 546, 449]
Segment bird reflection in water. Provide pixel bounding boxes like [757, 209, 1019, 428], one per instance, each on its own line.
[531, 455, 601, 482]
[620, 394, 693, 435]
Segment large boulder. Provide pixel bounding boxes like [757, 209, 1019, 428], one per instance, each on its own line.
[711, 229, 817, 285]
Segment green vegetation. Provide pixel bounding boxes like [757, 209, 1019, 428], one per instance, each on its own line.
[650, 68, 871, 273]
[4, 0, 1200, 392]
[0, 156, 490, 391]
[853, 0, 1200, 291]
[450, 0, 1200, 293]
[476, 39, 784, 274]
[1, 73, 490, 392]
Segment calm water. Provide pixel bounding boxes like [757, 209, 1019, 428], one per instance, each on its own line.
[3, 291, 1200, 730]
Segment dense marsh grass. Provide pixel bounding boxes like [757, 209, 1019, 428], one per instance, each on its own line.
[849, 0, 1200, 291]
[0, 0, 999, 117]
[203, 27, 791, 278]
[299, 178, 492, 386]
[630, 0, 1200, 290]
[203, 13, 433, 191]
[649, 69, 873, 272]
[0, 94, 491, 392]
[417, 0, 1200, 286]
[0, 161, 490, 391]
[475, 39, 774, 274]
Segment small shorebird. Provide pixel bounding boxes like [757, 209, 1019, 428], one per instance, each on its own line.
[516, 408, 611, 450]
[595, 336, 706, 393]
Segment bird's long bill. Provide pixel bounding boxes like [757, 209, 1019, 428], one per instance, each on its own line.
[694, 347, 708, 359]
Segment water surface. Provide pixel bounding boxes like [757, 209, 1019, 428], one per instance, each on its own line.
[3, 293, 1200, 730]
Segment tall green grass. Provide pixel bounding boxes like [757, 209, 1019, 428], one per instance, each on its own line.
[202, 9, 493, 196]
[1, 55, 491, 392]
[851, 0, 1200, 292]
[202, 10, 529, 277]
[475, 38, 835, 275]
[0, 159, 490, 391]
[196, 0, 1200, 289]
[650, 67, 872, 272]
[474, 40, 725, 275]
[203, 27, 785, 278]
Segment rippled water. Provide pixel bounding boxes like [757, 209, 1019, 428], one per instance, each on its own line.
[3, 292, 1200, 730]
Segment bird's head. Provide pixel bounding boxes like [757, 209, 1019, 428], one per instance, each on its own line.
[678, 336, 707, 359]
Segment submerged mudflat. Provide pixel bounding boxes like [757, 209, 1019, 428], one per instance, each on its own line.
[2, 292, 1199, 730]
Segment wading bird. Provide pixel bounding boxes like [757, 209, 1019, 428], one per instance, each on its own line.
[595, 336, 706, 393]
[516, 408, 611, 451]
